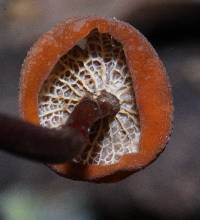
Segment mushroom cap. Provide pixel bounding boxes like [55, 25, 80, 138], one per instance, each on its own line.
[19, 16, 173, 182]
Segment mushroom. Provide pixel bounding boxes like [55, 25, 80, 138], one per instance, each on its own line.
[19, 17, 173, 182]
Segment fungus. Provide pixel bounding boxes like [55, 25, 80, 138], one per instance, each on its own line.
[19, 17, 173, 182]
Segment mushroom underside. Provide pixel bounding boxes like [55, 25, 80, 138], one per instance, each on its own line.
[38, 29, 140, 165]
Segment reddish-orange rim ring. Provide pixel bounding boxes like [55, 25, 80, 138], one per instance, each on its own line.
[19, 16, 173, 182]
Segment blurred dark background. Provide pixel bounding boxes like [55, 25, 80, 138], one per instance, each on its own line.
[0, 0, 200, 219]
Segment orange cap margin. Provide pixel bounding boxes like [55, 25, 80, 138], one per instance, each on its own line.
[19, 17, 173, 182]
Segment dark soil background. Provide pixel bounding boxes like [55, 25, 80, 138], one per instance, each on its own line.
[0, 1, 200, 219]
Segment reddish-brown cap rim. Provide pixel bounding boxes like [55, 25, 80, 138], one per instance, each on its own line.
[19, 16, 173, 182]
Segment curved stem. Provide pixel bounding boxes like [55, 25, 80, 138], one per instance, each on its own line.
[0, 92, 119, 163]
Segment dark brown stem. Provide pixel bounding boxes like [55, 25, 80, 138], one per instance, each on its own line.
[0, 92, 119, 163]
[0, 114, 84, 163]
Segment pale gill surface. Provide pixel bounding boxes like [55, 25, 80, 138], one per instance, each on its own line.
[38, 29, 140, 165]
